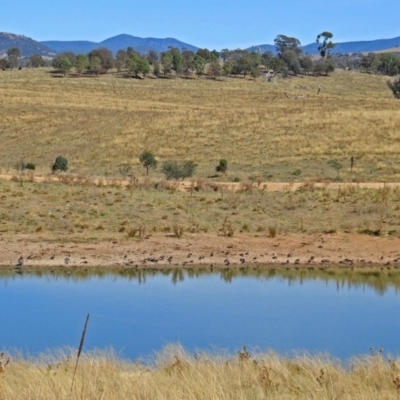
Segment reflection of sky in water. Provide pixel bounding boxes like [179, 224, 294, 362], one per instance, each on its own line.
[1, 271, 400, 361]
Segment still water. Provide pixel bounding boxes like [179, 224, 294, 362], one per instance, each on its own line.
[1, 268, 400, 360]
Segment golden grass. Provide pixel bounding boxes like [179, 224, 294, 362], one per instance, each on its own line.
[1, 345, 400, 399]
[0, 68, 399, 181]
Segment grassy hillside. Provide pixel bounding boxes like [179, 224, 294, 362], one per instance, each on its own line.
[0, 68, 398, 182]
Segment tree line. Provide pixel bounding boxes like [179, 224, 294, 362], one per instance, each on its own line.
[47, 33, 337, 79]
[2, 32, 400, 80]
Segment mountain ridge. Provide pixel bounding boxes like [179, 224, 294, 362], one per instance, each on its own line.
[1, 31, 400, 57]
[41, 34, 199, 55]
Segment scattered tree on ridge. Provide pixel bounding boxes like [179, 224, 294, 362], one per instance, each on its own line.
[162, 160, 196, 180]
[52, 156, 68, 173]
[75, 54, 89, 75]
[316, 32, 335, 60]
[216, 159, 228, 174]
[59, 58, 72, 77]
[139, 151, 158, 175]
[29, 54, 46, 68]
[7, 47, 21, 69]
[88, 48, 114, 73]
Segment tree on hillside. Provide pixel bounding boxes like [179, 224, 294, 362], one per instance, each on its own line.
[299, 56, 314, 75]
[89, 56, 102, 76]
[207, 61, 222, 80]
[196, 48, 212, 62]
[378, 53, 400, 76]
[75, 54, 89, 75]
[88, 48, 114, 73]
[162, 160, 196, 180]
[182, 50, 195, 76]
[139, 151, 158, 175]
[316, 32, 335, 60]
[126, 55, 150, 78]
[29, 54, 46, 68]
[282, 50, 302, 75]
[59, 58, 72, 77]
[220, 49, 230, 62]
[126, 55, 141, 77]
[7, 47, 21, 69]
[52, 52, 76, 69]
[359, 53, 379, 74]
[146, 50, 159, 65]
[52, 156, 68, 172]
[222, 61, 232, 78]
[274, 35, 302, 56]
[115, 50, 128, 72]
[273, 35, 303, 76]
[161, 52, 173, 76]
[172, 52, 183, 76]
[193, 55, 206, 76]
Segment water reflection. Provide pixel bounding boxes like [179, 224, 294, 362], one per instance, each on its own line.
[1, 266, 400, 295]
[1, 266, 400, 360]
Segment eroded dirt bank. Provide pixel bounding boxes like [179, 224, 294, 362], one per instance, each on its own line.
[1, 233, 399, 271]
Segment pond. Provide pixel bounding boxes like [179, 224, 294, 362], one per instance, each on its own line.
[1, 268, 400, 361]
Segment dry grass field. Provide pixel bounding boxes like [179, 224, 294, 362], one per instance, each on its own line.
[0, 68, 399, 181]
[1, 68, 400, 241]
[2, 175, 400, 241]
[1, 346, 400, 399]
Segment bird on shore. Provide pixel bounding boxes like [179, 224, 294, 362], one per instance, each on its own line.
[64, 256, 70, 265]
[15, 256, 24, 268]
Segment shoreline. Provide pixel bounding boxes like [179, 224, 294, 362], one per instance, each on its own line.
[1, 232, 400, 271]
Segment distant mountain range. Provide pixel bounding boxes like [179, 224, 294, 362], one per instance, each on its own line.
[0, 32, 56, 57]
[1, 31, 400, 57]
[41, 34, 199, 56]
[247, 37, 400, 55]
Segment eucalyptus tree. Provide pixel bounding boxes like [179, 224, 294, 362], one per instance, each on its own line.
[7, 47, 21, 69]
[316, 32, 335, 60]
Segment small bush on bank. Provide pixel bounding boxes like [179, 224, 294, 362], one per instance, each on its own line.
[52, 156, 68, 173]
[162, 160, 196, 180]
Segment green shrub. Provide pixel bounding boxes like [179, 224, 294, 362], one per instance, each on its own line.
[162, 160, 196, 180]
[139, 151, 157, 175]
[215, 159, 228, 174]
[25, 163, 36, 170]
[52, 156, 68, 172]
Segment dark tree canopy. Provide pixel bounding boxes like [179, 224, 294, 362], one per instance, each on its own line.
[52, 156, 68, 172]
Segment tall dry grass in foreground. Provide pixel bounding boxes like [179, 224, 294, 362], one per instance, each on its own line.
[1, 346, 400, 399]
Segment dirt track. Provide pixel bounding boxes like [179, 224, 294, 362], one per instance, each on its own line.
[1, 173, 400, 192]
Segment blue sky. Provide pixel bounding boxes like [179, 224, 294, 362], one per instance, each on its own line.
[2, 0, 400, 49]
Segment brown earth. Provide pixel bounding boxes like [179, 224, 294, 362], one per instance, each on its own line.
[1, 232, 399, 271]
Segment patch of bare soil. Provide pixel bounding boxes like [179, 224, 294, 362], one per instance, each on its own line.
[1, 232, 399, 271]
